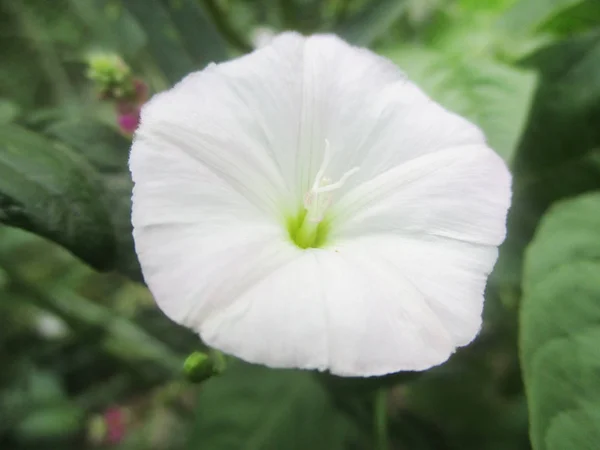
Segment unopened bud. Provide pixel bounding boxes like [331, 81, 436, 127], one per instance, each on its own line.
[117, 111, 140, 135]
[86, 52, 134, 100]
[183, 351, 226, 383]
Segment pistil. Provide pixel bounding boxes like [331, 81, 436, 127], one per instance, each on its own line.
[292, 140, 359, 248]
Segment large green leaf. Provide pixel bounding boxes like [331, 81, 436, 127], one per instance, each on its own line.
[538, 0, 600, 36]
[188, 361, 354, 450]
[520, 192, 600, 450]
[0, 125, 115, 270]
[102, 172, 143, 282]
[43, 119, 143, 281]
[44, 119, 130, 173]
[386, 48, 537, 163]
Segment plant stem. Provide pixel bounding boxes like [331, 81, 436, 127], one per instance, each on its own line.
[374, 388, 390, 450]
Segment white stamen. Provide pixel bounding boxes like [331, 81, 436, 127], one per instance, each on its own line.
[312, 139, 332, 191]
[314, 167, 360, 193]
[304, 140, 359, 223]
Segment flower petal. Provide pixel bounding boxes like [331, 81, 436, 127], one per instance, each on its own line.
[134, 222, 298, 330]
[200, 252, 331, 371]
[270, 34, 486, 199]
[134, 34, 307, 218]
[136, 32, 480, 209]
[335, 235, 496, 348]
[200, 247, 455, 376]
[339, 81, 487, 187]
[130, 133, 300, 326]
[315, 249, 456, 375]
[330, 145, 511, 246]
[327, 144, 511, 347]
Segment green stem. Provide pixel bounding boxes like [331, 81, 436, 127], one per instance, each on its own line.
[374, 388, 390, 450]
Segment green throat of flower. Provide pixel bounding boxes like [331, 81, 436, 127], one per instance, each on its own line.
[287, 209, 331, 249]
[287, 140, 359, 249]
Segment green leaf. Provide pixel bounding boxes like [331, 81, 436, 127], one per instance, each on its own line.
[520, 192, 600, 450]
[0, 125, 115, 270]
[188, 361, 353, 450]
[539, 0, 600, 36]
[495, 31, 600, 287]
[102, 172, 143, 281]
[123, 0, 227, 84]
[42, 119, 142, 280]
[386, 47, 537, 163]
[336, 0, 408, 46]
[44, 119, 130, 173]
[43, 118, 142, 280]
[501, 0, 584, 33]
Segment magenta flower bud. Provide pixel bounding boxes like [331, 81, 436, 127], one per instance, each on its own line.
[118, 111, 140, 135]
[104, 407, 126, 444]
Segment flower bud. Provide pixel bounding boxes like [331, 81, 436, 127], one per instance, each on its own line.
[86, 52, 134, 100]
[117, 111, 140, 135]
[183, 351, 226, 383]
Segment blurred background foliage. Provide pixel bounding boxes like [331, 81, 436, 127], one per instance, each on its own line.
[1, 0, 599, 449]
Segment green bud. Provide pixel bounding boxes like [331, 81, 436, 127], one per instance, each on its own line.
[211, 350, 227, 375]
[86, 52, 134, 99]
[183, 351, 227, 383]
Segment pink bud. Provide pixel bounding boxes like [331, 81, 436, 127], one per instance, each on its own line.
[103, 407, 127, 445]
[118, 111, 140, 135]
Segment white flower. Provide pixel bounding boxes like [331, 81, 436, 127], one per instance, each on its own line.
[129, 33, 511, 377]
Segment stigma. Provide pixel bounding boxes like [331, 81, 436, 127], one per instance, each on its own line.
[304, 140, 359, 223]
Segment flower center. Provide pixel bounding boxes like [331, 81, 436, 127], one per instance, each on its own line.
[289, 140, 359, 249]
